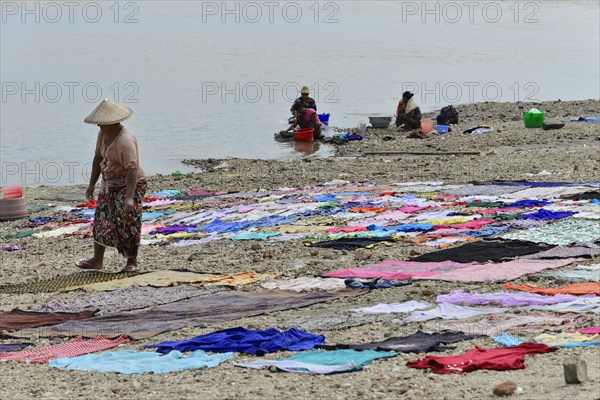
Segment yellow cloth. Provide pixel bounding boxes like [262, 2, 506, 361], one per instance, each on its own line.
[62, 271, 279, 292]
[422, 216, 474, 225]
[196, 271, 281, 287]
[534, 332, 600, 347]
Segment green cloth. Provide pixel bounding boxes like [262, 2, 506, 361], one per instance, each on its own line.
[27, 203, 51, 213]
[493, 213, 520, 221]
[6, 229, 38, 238]
[466, 201, 503, 208]
[282, 349, 396, 367]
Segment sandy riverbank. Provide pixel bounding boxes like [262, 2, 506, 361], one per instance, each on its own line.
[0, 100, 599, 400]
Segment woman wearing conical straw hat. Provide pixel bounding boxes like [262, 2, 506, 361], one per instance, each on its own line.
[76, 100, 146, 272]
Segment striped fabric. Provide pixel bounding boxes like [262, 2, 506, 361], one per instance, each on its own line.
[0, 336, 129, 364]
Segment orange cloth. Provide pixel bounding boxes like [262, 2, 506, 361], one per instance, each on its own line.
[504, 282, 600, 296]
[349, 206, 388, 213]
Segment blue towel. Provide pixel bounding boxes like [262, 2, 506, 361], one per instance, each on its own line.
[49, 350, 232, 374]
[236, 349, 397, 374]
[491, 333, 523, 347]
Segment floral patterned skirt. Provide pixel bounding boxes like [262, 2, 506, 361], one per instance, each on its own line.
[93, 181, 147, 258]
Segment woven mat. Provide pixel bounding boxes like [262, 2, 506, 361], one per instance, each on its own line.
[0, 271, 144, 294]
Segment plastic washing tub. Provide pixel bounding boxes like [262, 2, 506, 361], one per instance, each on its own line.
[523, 112, 546, 128]
[436, 124, 449, 133]
[294, 128, 314, 142]
[420, 119, 435, 134]
[318, 114, 330, 126]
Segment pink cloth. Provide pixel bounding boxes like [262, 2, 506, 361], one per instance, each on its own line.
[474, 207, 521, 215]
[326, 226, 367, 233]
[429, 227, 471, 236]
[450, 219, 496, 229]
[303, 108, 321, 125]
[323, 260, 477, 280]
[0, 336, 129, 364]
[399, 206, 427, 213]
[414, 258, 585, 282]
[577, 327, 600, 335]
[375, 210, 411, 221]
[188, 189, 229, 196]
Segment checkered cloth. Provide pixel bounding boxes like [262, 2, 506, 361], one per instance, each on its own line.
[0, 336, 129, 364]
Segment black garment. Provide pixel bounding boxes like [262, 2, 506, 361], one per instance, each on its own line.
[318, 330, 477, 353]
[291, 97, 317, 114]
[395, 113, 421, 129]
[409, 240, 555, 263]
[309, 237, 395, 251]
[560, 191, 600, 201]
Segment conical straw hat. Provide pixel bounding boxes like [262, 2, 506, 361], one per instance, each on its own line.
[84, 99, 133, 125]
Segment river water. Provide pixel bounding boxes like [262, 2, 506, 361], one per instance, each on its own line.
[1, 0, 598, 185]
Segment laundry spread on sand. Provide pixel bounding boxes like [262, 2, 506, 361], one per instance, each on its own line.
[521, 246, 600, 260]
[280, 313, 400, 332]
[0, 343, 33, 352]
[324, 260, 477, 280]
[325, 258, 582, 282]
[37, 286, 227, 314]
[406, 343, 555, 374]
[147, 327, 324, 355]
[544, 263, 600, 282]
[0, 309, 97, 331]
[235, 349, 396, 374]
[393, 303, 508, 323]
[62, 270, 277, 292]
[500, 218, 600, 246]
[575, 327, 600, 334]
[436, 290, 581, 307]
[534, 332, 600, 348]
[350, 301, 432, 314]
[261, 277, 347, 292]
[11, 182, 597, 253]
[424, 312, 591, 336]
[490, 333, 524, 347]
[3, 180, 600, 381]
[8, 291, 357, 339]
[49, 350, 233, 374]
[412, 258, 585, 282]
[408, 240, 555, 263]
[0, 270, 143, 294]
[504, 281, 600, 296]
[0, 336, 129, 364]
[318, 330, 476, 353]
[521, 296, 600, 313]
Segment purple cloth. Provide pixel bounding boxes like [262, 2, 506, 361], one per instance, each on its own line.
[494, 181, 582, 187]
[517, 209, 576, 220]
[23, 217, 56, 227]
[149, 225, 197, 235]
[0, 343, 32, 352]
[437, 290, 582, 306]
